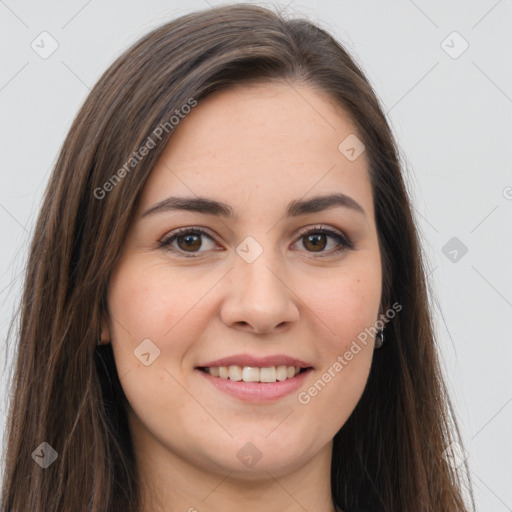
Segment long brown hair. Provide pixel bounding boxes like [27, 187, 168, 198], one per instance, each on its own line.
[1, 4, 475, 511]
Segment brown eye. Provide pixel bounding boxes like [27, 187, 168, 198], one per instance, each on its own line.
[302, 232, 327, 252]
[293, 226, 354, 257]
[177, 233, 202, 252]
[159, 228, 218, 257]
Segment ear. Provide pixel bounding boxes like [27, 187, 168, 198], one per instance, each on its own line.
[380, 299, 392, 316]
[376, 304, 390, 325]
[100, 312, 111, 344]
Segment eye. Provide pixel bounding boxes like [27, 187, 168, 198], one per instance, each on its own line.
[158, 224, 354, 259]
[158, 227, 220, 258]
[292, 225, 354, 257]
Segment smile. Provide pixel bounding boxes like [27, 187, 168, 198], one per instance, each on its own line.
[199, 365, 308, 383]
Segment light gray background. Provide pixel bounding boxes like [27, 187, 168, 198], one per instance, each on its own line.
[1, 0, 511, 510]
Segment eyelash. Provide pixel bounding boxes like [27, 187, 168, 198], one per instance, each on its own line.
[157, 224, 354, 259]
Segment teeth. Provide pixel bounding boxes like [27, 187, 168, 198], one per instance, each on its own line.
[276, 365, 287, 381]
[260, 367, 276, 382]
[204, 365, 304, 383]
[228, 365, 242, 381]
[242, 366, 260, 382]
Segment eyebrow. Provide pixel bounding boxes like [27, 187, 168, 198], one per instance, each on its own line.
[141, 192, 366, 219]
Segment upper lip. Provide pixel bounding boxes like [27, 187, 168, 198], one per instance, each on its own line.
[197, 354, 313, 369]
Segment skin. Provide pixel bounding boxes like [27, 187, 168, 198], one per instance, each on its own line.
[101, 82, 382, 512]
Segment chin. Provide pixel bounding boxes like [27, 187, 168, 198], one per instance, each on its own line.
[198, 432, 318, 478]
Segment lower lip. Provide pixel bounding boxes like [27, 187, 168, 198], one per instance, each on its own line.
[196, 368, 312, 402]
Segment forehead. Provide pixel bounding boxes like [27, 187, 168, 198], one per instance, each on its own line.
[165, 82, 362, 162]
[138, 82, 373, 221]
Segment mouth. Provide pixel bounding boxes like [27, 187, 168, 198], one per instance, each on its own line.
[194, 355, 313, 402]
[197, 365, 310, 383]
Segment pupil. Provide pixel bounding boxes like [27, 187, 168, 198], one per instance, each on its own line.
[175, 233, 327, 253]
[305, 233, 326, 252]
[178, 234, 201, 251]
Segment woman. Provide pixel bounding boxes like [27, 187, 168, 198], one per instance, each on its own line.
[0, 4, 475, 511]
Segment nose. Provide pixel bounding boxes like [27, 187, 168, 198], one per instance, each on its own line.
[220, 251, 299, 334]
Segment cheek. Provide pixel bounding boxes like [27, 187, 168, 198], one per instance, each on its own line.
[305, 263, 382, 352]
[106, 260, 214, 431]
[106, 259, 215, 377]
[296, 264, 380, 422]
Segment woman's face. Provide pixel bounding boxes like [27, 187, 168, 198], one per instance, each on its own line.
[104, 82, 382, 480]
